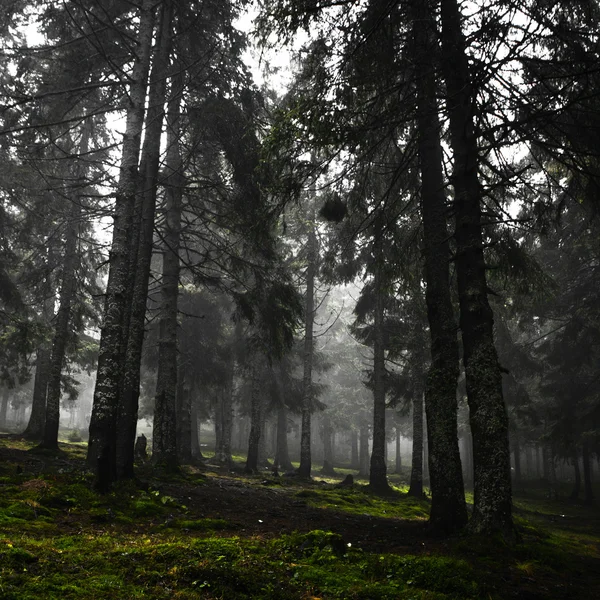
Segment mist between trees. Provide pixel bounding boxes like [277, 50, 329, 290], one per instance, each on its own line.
[0, 0, 599, 539]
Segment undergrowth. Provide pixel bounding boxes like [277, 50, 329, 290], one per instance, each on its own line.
[0, 437, 599, 599]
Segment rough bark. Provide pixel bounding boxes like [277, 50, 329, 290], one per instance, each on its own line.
[440, 0, 513, 537]
[22, 344, 51, 440]
[411, 0, 467, 531]
[408, 388, 425, 497]
[117, 1, 174, 475]
[298, 220, 317, 478]
[245, 358, 263, 473]
[87, 0, 155, 476]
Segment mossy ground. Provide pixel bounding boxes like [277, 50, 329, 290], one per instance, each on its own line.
[1, 436, 599, 599]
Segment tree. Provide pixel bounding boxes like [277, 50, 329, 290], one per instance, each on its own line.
[411, 0, 467, 531]
[127, 0, 174, 473]
[439, 0, 514, 537]
[40, 120, 92, 449]
[298, 196, 318, 478]
[87, 0, 156, 479]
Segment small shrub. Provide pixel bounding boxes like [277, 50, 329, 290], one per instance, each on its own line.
[67, 430, 83, 443]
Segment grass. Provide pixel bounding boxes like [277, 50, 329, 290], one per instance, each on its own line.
[0, 436, 599, 599]
[294, 486, 430, 520]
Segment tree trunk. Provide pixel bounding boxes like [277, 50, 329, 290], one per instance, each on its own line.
[369, 232, 390, 492]
[321, 412, 336, 476]
[275, 403, 293, 471]
[22, 344, 51, 439]
[395, 427, 402, 474]
[190, 399, 203, 459]
[245, 359, 263, 473]
[116, 1, 174, 475]
[0, 386, 8, 429]
[214, 355, 235, 466]
[412, 0, 467, 531]
[570, 449, 581, 501]
[582, 441, 594, 505]
[350, 430, 359, 469]
[215, 382, 233, 466]
[87, 0, 155, 478]
[408, 388, 425, 497]
[358, 419, 370, 477]
[177, 379, 192, 463]
[298, 217, 317, 478]
[511, 430, 522, 488]
[258, 412, 270, 467]
[40, 120, 91, 450]
[440, 0, 513, 537]
[524, 445, 531, 479]
[40, 201, 80, 449]
[543, 441, 557, 499]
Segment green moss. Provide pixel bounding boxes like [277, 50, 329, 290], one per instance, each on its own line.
[1, 545, 38, 567]
[1, 437, 599, 600]
[295, 487, 430, 520]
[164, 517, 231, 531]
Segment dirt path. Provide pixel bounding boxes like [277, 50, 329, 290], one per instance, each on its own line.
[158, 471, 433, 555]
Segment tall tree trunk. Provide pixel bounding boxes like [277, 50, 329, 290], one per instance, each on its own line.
[321, 412, 336, 475]
[512, 432, 522, 488]
[245, 358, 263, 473]
[412, 0, 467, 532]
[40, 199, 80, 449]
[543, 440, 557, 499]
[190, 399, 203, 459]
[22, 344, 51, 439]
[395, 427, 402, 474]
[350, 430, 359, 469]
[87, 0, 155, 476]
[440, 0, 513, 537]
[298, 217, 317, 478]
[214, 361, 234, 466]
[358, 418, 370, 477]
[275, 403, 293, 471]
[40, 120, 91, 450]
[369, 232, 390, 492]
[258, 412, 270, 467]
[582, 441, 594, 505]
[0, 386, 8, 429]
[24, 235, 58, 439]
[408, 387, 425, 497]
[113, 1, 173, 476]
[177, 378, 192, 463]
[570, 449, 581, 501]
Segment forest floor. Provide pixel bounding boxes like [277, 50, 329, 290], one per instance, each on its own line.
[1, 435, 599, 599]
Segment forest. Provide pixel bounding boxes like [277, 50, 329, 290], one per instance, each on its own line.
[0, 0, 599, 598]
